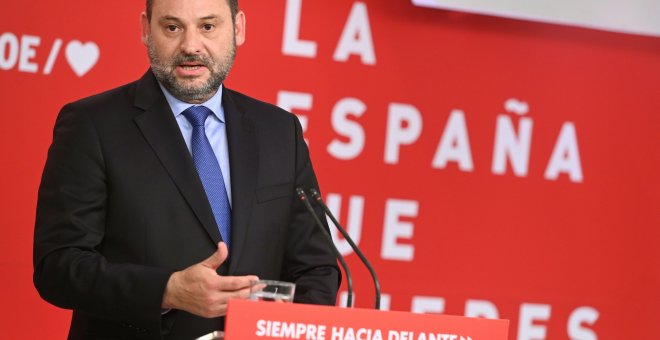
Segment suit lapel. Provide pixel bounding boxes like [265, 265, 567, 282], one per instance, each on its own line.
[223, 88, 258, 273]
[132, 71, 222, 245]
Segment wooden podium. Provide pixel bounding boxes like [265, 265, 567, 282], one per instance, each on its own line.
[225, 300, 509, 340]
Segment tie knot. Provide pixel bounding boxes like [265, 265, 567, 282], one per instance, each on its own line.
[182, 105, 213, 127]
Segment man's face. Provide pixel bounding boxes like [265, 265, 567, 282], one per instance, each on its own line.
[141, 0, 246, 103]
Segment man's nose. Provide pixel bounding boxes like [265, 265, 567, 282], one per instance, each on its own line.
[180, 29, 203, 54]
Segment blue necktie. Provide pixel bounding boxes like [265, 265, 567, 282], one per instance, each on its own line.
[182, 105, 232, 249]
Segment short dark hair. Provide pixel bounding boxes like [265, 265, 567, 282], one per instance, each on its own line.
[146, 0, 239, 22]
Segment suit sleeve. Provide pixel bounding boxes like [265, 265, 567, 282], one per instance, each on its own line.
[33, 104, 173, 336]
[281, 115, 341, 305]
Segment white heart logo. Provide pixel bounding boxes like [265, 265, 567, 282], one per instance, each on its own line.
[65, 41, 100, 77]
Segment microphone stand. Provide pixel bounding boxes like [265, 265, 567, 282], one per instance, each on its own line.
[309, 188, 382, 310]
[296, 188, 354, 308]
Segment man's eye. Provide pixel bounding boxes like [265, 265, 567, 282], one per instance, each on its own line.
[166, 25, 179, 32]
[202, 24, 215, 31]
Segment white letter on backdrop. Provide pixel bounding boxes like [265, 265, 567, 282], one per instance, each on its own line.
[465, 300, 499, 319]
[411, 296, 445, 314]
[381, 199, 418, 261]
[333, 2, 376, 65]
[19, 35, 40, 73]
[327, 98, 366, 160]
[492, 114, 533, 177]
[325, 193, 365, 256]
[567, 306, 599, 340]
[432, 110, 474, 171]
[282, 0, 317, 58]
[277, 90, 313, 135]
[0, 33, 20, 70]
[518, 303, 551, 340]
[384, 103, 422, 164]
[545, 122, 583, 182]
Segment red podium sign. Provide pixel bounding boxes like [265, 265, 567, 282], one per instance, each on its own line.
[225, 300, 509, 340]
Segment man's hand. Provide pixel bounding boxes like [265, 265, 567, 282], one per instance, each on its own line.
[162, 242, 258, 318]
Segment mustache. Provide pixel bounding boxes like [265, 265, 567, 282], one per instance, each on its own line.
[173, 54, 212, 66]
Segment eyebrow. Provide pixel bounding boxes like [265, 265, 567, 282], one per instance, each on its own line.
[158, 15, 220, 23]
[160, 16, 182, 23]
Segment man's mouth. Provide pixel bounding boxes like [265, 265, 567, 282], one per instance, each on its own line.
[175, 62, 208, 77]
[179, 64, 205, 70]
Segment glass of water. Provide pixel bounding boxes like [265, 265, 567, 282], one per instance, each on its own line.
[249, 280, 296, 303]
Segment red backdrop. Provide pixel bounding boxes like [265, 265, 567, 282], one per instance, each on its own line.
[1, 1, 659, 339]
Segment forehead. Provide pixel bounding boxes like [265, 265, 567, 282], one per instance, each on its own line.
[151, 0, 230, 18]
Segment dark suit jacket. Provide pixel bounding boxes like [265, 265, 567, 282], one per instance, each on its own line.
[34, 70, 340, 340]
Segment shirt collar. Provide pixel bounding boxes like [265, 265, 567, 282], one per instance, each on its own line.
[158, 82, 225, 123]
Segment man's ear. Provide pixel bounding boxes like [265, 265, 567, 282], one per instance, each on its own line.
[140, 12, 150, 47]
[234, 10, 246, 46]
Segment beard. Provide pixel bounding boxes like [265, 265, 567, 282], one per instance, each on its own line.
[147, 37, 236, 103]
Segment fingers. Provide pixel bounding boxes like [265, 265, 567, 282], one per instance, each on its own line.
[197, 286, 253, 318]
[161, 243, 260, 318]
[163, 275, 255, 317]
[201, 242, 228, 270]
[220, 286, 253, 301]
[218, 275, 260, 291]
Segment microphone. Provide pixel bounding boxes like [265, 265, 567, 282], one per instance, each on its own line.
[309, 188, 382, 310]
[296, 188, 354, 308]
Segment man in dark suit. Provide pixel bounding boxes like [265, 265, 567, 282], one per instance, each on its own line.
[33, 0, 340, 339]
